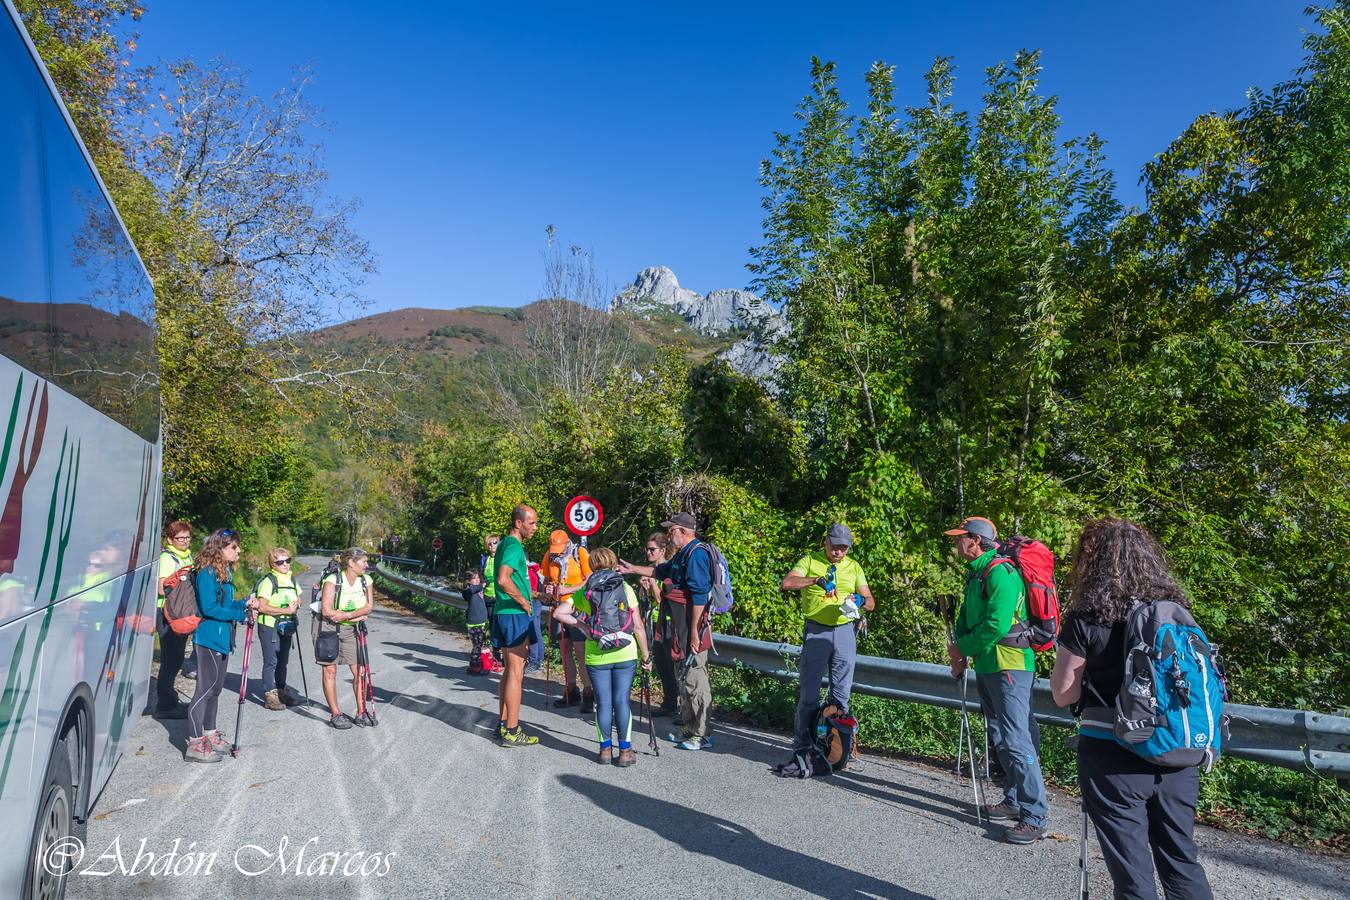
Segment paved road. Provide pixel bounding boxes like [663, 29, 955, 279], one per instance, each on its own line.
[64, 556, 1347, 899]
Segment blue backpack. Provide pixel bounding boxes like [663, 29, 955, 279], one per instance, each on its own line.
[1105, 599, 1229, 769]
[694, 541, 734, 615]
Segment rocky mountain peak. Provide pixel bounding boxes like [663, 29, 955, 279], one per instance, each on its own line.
[611, 266, 788, 389]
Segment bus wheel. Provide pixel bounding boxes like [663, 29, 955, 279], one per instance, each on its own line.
[25, 735, 75, 900]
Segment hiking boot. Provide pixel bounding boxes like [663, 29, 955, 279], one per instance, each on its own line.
[183, 736, 221, 764]
[499, 727, 539, 748]
[354, 709, 378, 727]
[329, 713, 354, 730]
[152, 704, 187, 720]
[597, 747, 614, 765]
[671, 733, 712, 751]
[206, 730, 231, 754]
[580, 688, 595, 714]
[979, 800, 1020, 821]
[553, 687, 581, 709]
[1004, 821, 1048, 845]
[281, 689, 303, 707]
[616, 748, 637, 767]
[263, 689, 285, 711]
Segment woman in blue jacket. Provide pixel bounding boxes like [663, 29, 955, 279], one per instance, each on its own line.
[185, 528, 258, 763]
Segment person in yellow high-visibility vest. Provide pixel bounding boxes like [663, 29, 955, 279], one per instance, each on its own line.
[153, 521, 194, 719]
[255, 547, 303, 710]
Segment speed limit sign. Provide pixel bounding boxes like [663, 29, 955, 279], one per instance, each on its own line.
[564, 495, 604, 537]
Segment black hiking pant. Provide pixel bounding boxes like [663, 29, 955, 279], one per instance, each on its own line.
[1078, 737, 1213, 900]
[257, 622, 292, 694]
[155, 608, 188, 711]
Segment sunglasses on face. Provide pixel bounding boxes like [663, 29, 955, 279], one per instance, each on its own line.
[275, 558, 291, 565]
[645, 546, 661, 553]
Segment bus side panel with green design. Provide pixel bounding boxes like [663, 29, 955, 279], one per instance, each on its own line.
[1, 2, 161, 895]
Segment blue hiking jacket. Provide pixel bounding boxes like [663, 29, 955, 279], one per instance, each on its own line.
[193, 567, 247, 655]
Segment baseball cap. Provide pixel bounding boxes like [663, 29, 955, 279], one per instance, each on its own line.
[548, 529, 570, 551]
[660, 512, 698, 531]
[826, 523, 853, 547]
[943, 516, 998, 541]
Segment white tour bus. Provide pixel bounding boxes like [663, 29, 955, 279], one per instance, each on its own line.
[0, 2, 161, 896]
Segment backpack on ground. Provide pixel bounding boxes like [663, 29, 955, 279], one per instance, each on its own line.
[694, 541, 734, 615]
[576, 571, 636, 651]
[164, 569, 202, 635]
[776, 703, 859, 778]
[1096, 599, 1228, 769]
[980, 535, 1060, 652]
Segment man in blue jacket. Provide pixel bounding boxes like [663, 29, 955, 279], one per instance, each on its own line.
[660, 513, 713, 750]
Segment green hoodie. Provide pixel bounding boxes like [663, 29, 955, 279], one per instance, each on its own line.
[953, 547, 1033, 674]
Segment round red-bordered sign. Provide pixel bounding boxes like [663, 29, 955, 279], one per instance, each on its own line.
[431, 537, 443, 550]
[564, 495, 604, 537]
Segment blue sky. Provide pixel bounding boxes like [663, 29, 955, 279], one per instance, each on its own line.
[131, 1, 1313, 319]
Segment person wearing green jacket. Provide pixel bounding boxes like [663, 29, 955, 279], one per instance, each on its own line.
[945, 516, 1048, 845]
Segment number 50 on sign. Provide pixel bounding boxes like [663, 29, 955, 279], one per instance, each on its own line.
[564, 495, 603, 537]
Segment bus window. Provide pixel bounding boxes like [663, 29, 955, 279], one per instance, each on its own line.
[39, 77, 158, 442]
[0, 14, 51, 380]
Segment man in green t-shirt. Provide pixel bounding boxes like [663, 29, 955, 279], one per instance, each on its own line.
[491, 504, 540, 748]
[779, 523, 874, 763]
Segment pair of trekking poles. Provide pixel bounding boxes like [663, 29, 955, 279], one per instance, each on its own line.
[231, 611, 312, 756]
[938, 595, 989, 825]
[231, 611, 376, 756]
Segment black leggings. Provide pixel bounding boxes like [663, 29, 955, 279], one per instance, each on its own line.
[155, 609, 188, 710]
[187, 647, 229, 738]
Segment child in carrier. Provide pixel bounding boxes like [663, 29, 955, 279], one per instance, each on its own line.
[464, 570, 501, 675]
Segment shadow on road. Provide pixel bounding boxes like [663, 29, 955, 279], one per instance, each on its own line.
[373, 687, 597, 761]
[558, 773, 934, 899]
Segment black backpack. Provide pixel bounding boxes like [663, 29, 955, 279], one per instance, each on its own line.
[777, 703, 859, 778]
[576, 571, 637, 651]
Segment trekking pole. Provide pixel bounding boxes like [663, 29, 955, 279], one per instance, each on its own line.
[543, 602, 553, 710]
[231, 613, 256, 758]
[357, 621, 377, 724]
[959, 669, 985, 823]
[1079, 804, 1091, 899]
[294, 625, 312, 708]
[641, 668, 659, 757]
[938, 594, 965, 779]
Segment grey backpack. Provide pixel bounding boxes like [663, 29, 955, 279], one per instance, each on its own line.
[577, 571, 636, 651]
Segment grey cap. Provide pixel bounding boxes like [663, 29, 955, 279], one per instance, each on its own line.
[827, 523, 854, 547]
[943, 516, 998, 541]
[660, 512, 698, 531]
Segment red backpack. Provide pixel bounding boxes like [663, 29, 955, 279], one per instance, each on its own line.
[163, 567, 202, 635]
[980, 535, 1060, 652]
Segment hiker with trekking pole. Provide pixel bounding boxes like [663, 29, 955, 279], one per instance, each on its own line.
[314, 547, 376, 729]
[254, 548, 304, 711]
[945, 516, 1051, 844]
[1051, 518, 1221, 900]
[617, 512, 730, 752]
[182, 528, 258, 763]
[551, 547, 652, 766]
[774, 523, 872, 778]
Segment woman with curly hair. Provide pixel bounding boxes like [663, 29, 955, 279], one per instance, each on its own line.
[1051, 518, 1213, 900]
[184, 528, 258, 763]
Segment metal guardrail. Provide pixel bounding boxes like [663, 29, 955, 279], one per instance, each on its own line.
[374, 565, 1350, 779]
